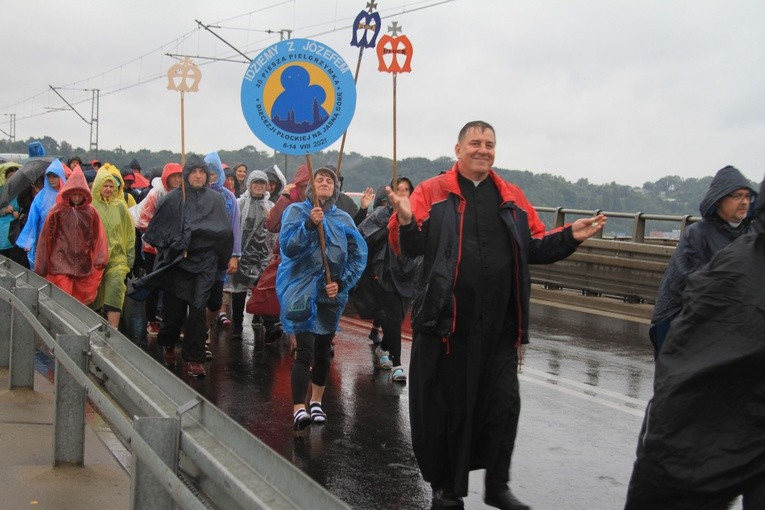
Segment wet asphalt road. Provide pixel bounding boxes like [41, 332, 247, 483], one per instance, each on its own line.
[161, 301, 655, 510]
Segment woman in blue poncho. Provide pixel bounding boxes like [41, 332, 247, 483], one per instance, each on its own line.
[16, 159, 67, 268]
[276, 165, 366, 430]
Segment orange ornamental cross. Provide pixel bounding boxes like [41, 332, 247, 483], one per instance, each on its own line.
[376, 22, 413, 73]
[167, 57, 202, 93]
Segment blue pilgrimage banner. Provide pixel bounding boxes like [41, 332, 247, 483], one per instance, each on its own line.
[241, 38, 357, 155]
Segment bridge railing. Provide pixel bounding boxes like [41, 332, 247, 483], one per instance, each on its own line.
[531, 207, 701, 304]
[535, 206, 700, 244]
[0, 256, 350, 510]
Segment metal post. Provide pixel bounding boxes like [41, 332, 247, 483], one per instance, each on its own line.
[554, 207, 565, 229]
[9, 286, 37, 389]
[631, 212, 646, 244]
[593, 209, 604, 239]
[54, 334, 89, 466]
[131, 416, 180, 510]
[0, 275, 15, 366]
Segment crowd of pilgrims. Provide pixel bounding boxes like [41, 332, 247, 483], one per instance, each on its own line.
[0, 152, 415, 398]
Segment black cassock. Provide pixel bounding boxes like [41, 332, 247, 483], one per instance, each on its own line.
[410, 174, 521, 495]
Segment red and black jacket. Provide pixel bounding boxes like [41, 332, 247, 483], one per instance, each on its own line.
[388, 163, 579, 345]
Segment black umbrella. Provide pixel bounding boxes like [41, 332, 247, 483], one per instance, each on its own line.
[0, 157, 57, 209]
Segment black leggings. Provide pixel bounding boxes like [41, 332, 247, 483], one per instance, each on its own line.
[291, 332, 334, 404]
[232, 291, 247, 328]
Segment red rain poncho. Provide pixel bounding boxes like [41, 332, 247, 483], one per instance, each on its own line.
[34, 166, 108, 304]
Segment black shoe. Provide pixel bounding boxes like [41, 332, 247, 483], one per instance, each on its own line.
[431, 488, 464, 509]
[232, 324, 243, 339]
[484, 487, 530, 510]
[264, 328, 282, 344]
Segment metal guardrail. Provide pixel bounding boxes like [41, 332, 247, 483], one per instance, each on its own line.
[0, 256, 350, 510]
[529, 207, 697, 304]
[535, 206, 700, 244]
[530, 237, 674, 304]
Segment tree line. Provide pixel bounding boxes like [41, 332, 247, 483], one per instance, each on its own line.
[2, 136, 751, 228]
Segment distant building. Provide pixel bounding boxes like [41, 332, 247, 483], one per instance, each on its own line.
[649, 230, 681, 240]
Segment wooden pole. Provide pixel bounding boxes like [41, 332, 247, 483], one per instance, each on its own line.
[180, 91, 186, 167]
[392, 72, 398, 185]
[335, 46, 366, 178]
[305, 155, 332, 285]
[180, 90, 186, 203]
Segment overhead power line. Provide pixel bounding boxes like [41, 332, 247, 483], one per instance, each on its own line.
[0, 0, 454, 133]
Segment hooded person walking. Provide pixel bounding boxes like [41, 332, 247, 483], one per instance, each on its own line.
[15, 159, 67, 268]
[138, 155, 233, 378]
[650, 165, 757, 357]
[276, 165, 367, 430]
[246, 163, 312, 342]
[230, 170, 276, 338]
[625, 175, 765, 509]
[129, 162, 184, 334]
[203, 151, 242, 333]
[91, 167, 136, 328]
[354, 176, 418, 382]
[35, 166, 109, 305]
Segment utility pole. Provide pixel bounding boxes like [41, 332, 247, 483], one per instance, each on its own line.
[48, 85, 100, 153]
[90, 89, 99, 156]
[0, 114, 15, 142]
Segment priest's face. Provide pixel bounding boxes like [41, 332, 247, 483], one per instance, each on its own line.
[454, 126, 495, 181]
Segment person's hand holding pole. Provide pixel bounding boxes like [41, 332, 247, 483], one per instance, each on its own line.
[325, 282, 339, 299]
[310, 206, 325, 226]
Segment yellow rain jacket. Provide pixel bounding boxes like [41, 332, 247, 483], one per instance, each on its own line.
[91, 168, 135, 311]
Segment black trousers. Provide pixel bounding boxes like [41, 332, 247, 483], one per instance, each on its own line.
[157, 292, 207, 363]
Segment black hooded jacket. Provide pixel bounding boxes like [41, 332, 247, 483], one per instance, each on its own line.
[136, 155, 233, 308]
[652, 166, 757, 326]
[353, 178, 418, 319]
[625, 175, 765, 508]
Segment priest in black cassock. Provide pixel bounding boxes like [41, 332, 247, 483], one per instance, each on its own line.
[387, 121, 605, 510]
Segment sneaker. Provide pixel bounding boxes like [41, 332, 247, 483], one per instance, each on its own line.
[147, 321, 160, 336]
[183, 361, 206, 378]
[217, 313, 232, 329]
[368, 326, 380, 345]
[205, 348, 214, 360]
[374, 345, 393, 370]
[309, 401, 327, 424]
[391, 366, 407, 383]
[163, 346, 176, 367]
[293, 408, 311, 430]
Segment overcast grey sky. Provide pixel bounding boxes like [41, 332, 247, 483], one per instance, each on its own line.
[2, 0, 764, 187]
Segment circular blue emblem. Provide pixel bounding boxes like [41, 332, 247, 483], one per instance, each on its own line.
[241, 38, 357, 155]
